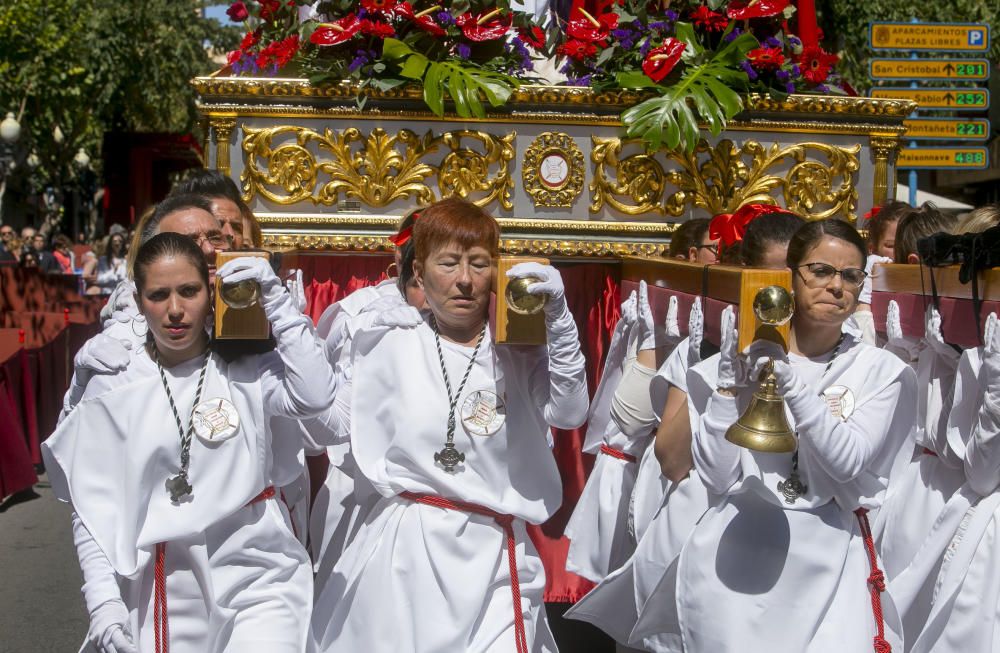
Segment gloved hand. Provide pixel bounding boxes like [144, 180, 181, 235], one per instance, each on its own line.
[687, 296, 704, 368]
[858, 255, 892, 305]
[74, 333, 131, 384]
[924, 305, 960, 364]
[217, 257, 301, 334]
[744, 339, 791, 390]
[88, 599, 137, 653]
[100, 280, 138, 326]
[983, 312, 1000, 397]
[506, 262, 567, 320]
[637, 280, 667, 352]
[885, 299, 921, 363]
[663, 294, 683, 345]
[285, 268, 307, 314]
[716, 306, 747, 390]
[370, 297, 423, 329]
[621, 290, 638, 328]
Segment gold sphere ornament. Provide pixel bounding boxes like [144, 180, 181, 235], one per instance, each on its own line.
[220, 280, 261, 309]
[753, 285, 794, 326]
[505, 276, 548, 315]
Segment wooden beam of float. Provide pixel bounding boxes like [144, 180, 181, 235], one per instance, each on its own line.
[621, 257, 791, 351]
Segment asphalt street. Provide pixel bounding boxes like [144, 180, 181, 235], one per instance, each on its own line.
[0, 477, 88, 652]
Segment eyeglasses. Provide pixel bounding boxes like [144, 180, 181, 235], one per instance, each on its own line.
[0, 230, 13, 238]
[796, 262, 867, 288]
[187, 232, 230, 249]
[696, 244, 719, 256]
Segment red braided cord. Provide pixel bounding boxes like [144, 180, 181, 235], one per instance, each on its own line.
[921, 447, 938, 458]
[400, 491, 529, 653]
[154, 542, 168, 653]
[599, 444, 637, 463]
[855, 508, 892, 653]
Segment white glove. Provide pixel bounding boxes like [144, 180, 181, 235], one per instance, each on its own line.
[924, 305, 960, 364]
[100, 280, 137, 325]
[371, 305, 423, 329]
[88, 600, 137, 653]
[637, 280, 665, 352]
[285, 269, 307, 314]
[717, 306, 747, 390]
[688, 296, 704, 367]
[664, 294, 682, 345]
[885, 299, 921, 363]
[744, 339, 790, 389]
[74, 333, 131, 383]
[983, 312, 1000, 397]
[621, 290, 638, 328]
[217, 257, 302, 334]
[858, 255, 892, 305]
[506, 262, 567, 319]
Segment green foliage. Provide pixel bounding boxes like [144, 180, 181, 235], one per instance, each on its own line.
[621, 29, 757, 152]
[819, 0, 1000, 92]
[0, 0, 237, 194]
[381, 38, 518, 119]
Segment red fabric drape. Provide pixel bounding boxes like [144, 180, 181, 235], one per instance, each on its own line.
[871, 292, 1000, 348]
[0, 347, 37, 500]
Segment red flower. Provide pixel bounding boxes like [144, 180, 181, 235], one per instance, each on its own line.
[797, 45, 839, 84]
[747, 47, 785, 71]
[566, 7, 618, 43]
[556, 39, 598, 61]
[361, 0, 398, 15]
[258, 0, 281, 21]
[519, 26, 546, 50]
[269, 34, 300, 68]
[227, 50, 242, 66]
[226, 1, 249, 22]
[395, 2, 447, 36]
[690, 6, 728, 32]
[726, 0, 790, 20]
[641, 39, 686, 83]
[455, 9, 513, 42]
[360, 19, 395, 39]
[239, 29, 260, 52]
[310, 14, 363, 46]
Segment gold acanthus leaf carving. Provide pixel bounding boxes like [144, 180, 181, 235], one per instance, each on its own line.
[591, 137, 861, 221]
[241, 125, 514, 210]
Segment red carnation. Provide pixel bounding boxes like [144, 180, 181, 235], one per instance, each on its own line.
[641, 39, 686, 83]
[360, 0, 398, 15]
[726, 0, 791, 20]
[455, 9, 512, 42]
[310, 14, 363, 46]
[690, 6, 728, 32]
[797, 45, 839, 84]
[519, 26, 546, 50]
[556, 39, 598, 61]
[566, 7, 618, 43]
[396, 2, 447, 36]
[747, 47, 785, 71]
[360, 19, 395, 39]
[226, 1, 249, 22]
[259, 0, 281, 21]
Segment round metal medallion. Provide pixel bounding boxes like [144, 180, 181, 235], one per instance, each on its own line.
[461, 390, 506, 436]
[192, 397, 241, 443]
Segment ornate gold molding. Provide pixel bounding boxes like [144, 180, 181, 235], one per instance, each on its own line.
[261, 231, 667, 257]
[869, 133, 902, 208]
[522, 132, 586, 208]
[240, 125, 515, 210]
[210, 116, 237, 177]
[591, 137, 860, 221]
[194, 77, 916, 119]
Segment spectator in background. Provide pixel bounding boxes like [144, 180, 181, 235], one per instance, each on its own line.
[893, 202, 958, 263]
[864, 200, 910, 259]
[31, 233, 62, 273]
[667, 218, 718, 263]
[91, 232, 128, 295]
[0, 224, 16, 264]
[51, 234, 75, 274]
[20, 250, 39, 269]
[20, 226, 36, 257]
[73, 232, 93, 266]
[952, 203, 1000, 235]
[171, 169, 262, 249]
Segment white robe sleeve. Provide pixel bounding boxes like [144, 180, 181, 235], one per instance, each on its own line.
[260, 317, 337, 418]
[72, 510, 124, 616]
[609, 359, 658, 438]
[962, 394, 1000, 496]
[692, 391, 743, 494]
[532, 309, 588, 430]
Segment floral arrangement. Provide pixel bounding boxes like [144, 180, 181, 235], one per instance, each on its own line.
[224, 0, 845, 151]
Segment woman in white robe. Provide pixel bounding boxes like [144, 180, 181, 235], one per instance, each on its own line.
[635, 219, 916, 652]
[309, 198, 589, 652]
[43, 233, 336, 653]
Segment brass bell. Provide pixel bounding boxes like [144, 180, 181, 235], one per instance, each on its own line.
[505, 276, 548, 315]
[725, 360, 797, 453]
[220, 279, 261, 309]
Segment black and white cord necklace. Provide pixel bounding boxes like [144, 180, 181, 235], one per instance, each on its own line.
[430, 315, 487, 473]
[777, 332, 847, 504]
[154, 347, 211, 502]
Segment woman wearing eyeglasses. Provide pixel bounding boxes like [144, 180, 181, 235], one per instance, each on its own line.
[633, 219, 916, 652]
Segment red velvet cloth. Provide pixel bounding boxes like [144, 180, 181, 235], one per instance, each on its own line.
[280, 252, 392, 324]
[621, 280, 733, 347]
[0, 346, 37, 500]
[870, 291, 1000, 348]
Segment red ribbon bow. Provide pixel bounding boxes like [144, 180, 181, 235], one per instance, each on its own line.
[862, 205, 882, 223]
[389, 212, 420, 247]
[709, 203, 791, 248]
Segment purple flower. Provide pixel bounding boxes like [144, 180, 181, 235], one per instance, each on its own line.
[648, 21, 668, 31]
[348, 49, 370, 73]
[567, 73, 592, 87]
[790, 64, 801, 77]
[611, 28, 633, 40]
[785, 82, 796, 93]
[505, 38, 533, 73]
[436, 11, 455, 26]
[639, 37, 652, 57]
[457, 43, 471, 59]
[357, 8, 368, 18]
[764, 36, 782, 48]
[740, 60, 758, 81]
[723, 26, 743, 43]
[775, 69, 790, 81]
[815, 83, 829, 93]
[788, 35, 801, 46]
[665, 10, 679, 21]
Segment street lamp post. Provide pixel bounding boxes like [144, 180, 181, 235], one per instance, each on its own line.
[0, 112, 23, 225]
